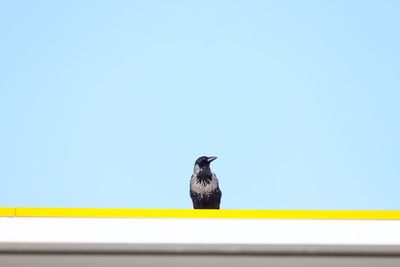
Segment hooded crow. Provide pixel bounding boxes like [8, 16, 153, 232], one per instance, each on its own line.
[190, 156, 222, 209]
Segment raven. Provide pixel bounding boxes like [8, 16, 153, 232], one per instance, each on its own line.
[190, 156, 222, 209]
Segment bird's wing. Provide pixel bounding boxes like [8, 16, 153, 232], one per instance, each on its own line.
[210, 187, 222, 209]
[190, 190, 203, 209]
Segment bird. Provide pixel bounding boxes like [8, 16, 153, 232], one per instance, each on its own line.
[190, 156, 222, 209]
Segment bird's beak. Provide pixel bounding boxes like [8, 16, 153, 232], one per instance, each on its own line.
[207, 156, 217, 162]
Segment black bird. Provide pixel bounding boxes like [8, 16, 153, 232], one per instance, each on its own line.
[190, 156, 222, 209]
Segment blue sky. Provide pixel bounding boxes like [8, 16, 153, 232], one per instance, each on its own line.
[1, 1, 399, 209]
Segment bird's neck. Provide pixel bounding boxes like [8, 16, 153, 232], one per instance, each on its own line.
[194, 165, 211, 174]
[195, 166, 213, 183]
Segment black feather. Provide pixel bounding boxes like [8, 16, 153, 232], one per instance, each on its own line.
[190, 188, 221, 209]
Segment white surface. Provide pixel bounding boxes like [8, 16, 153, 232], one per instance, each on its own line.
[1, 217, 400, 245]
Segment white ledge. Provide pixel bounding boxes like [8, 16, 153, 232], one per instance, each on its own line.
[1, 217, 400, 245]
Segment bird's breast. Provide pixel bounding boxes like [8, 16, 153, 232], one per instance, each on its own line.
[190, 173, 219, 195]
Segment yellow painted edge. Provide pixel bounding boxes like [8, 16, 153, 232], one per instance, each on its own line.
[0, 208, 398, 220]
[0, 207, 15, 216]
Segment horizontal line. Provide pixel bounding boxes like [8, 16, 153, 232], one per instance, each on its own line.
[0, 208, 15, 217]
[1, 208, 400, 219]
[2, 243, 400, 256]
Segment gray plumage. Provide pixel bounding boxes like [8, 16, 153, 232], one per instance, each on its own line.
[189, 156, 222, 209]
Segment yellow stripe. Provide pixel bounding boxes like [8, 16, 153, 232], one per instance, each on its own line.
[0, 207, 15, 216]
[0, 208, 398, 219]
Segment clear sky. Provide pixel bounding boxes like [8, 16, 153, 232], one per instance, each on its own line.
[1, 1, 399, 209]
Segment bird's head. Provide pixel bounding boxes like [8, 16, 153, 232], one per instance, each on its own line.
[194, 156, 217, 172]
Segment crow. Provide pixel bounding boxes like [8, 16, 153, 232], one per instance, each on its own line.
[190, 156, 222, 209]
